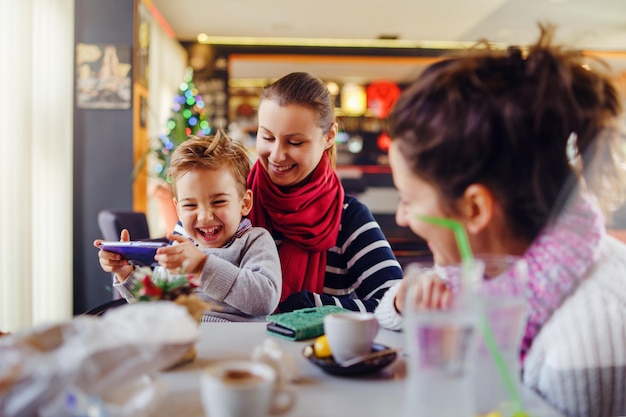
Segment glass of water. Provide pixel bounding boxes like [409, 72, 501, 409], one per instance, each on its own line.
[402, 259, 485, 417]
[470, 254, 529, 415]
[402, 255, 529, 417]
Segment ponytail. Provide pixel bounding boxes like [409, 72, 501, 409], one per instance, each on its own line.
[388, 23, 626, 239]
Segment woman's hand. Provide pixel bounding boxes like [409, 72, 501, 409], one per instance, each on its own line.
[156, 234, 207, 275]
[93, 229, 134, 282]
[395, 272, 452, 313]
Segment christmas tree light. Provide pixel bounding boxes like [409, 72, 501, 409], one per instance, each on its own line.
[138, 67, 212, 182]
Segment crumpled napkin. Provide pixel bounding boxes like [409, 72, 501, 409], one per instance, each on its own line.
[251, 338, 299, 384]
[0, 302, 198, 417]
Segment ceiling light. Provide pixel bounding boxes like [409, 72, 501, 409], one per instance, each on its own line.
[326, 82, 340, 96]
[196, 35, 508, 50]
[341, 83, 367, 116]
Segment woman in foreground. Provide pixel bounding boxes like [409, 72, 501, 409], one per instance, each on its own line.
[374, 26, 626, 417]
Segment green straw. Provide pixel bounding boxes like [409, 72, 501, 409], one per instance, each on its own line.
[418, 216, 473, 263]
[417, 215, 527, 416]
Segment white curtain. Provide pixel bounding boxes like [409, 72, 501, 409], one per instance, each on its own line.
[0, 0, 75, 332]
[146, 15, 187, 237]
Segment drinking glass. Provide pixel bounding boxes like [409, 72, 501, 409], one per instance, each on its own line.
[402, 255, 529, 417]
[470, 254, 529, 415]
[402, 259, 485, 417]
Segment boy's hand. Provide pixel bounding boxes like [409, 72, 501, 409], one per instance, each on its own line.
[396, 272, 452, 313]
[156, 234, 207, 275]
[93, 229, 134, 282]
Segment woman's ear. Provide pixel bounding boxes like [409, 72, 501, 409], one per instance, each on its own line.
[325, 122, 338, 150]
[241, 189, 253, 216]
[459, 184, 494, 234]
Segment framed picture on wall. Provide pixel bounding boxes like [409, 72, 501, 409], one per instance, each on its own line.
[75, 43, 132, 109]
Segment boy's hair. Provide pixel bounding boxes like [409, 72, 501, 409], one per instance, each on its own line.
[167, 130, 251, 197]
[261, 71, 337, 168]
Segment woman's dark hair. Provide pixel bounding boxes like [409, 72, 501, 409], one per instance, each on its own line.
[261, 72, 337, 167]
[388, 24, 625, 241]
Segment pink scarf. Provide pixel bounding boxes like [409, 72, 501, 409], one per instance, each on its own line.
[439, 193, 603, 362]
[247, 154, 344, 301]
[519, 193, 604, 360]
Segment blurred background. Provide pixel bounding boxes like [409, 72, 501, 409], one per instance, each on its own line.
[146, 0, 626, 264]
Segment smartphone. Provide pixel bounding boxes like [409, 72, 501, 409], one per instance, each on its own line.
[99, 241, 167, 266]
[266, 322, 297, 338]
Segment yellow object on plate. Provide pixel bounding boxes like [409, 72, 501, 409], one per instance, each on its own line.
[313, 335, 332, 358]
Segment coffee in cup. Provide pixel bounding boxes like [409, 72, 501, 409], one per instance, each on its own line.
[200, 360, 293, 417]
[221, 369, 264, 384]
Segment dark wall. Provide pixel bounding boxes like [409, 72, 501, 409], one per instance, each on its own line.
[73, 0, 135, 314]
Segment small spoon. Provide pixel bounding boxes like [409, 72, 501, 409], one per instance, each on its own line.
[335, 348, 397, 367]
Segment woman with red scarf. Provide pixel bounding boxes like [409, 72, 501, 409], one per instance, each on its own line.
[248, 72, 404, 312]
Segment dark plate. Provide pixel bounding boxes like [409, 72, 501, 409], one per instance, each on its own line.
[302, 342, 397, 376]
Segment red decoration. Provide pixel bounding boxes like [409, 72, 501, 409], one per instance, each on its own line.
[139, 275, 164, 298]
[377, 132, 392, 152]
[367, 80, 401, 118]
[236, 103, 255, 118]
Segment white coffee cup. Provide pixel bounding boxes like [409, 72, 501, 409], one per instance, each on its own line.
[200, 360, 294, 417]
[323, 312, 379, 364]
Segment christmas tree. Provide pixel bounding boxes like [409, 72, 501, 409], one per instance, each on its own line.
[138, 68, 212, 182]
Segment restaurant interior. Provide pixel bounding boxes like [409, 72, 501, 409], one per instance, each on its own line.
[3, 1, 626, 416]
[121, 0, 626, 316]
[1, 0, 626, 336]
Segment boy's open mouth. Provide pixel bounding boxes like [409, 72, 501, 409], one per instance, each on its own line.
[197, 226, 221, 239]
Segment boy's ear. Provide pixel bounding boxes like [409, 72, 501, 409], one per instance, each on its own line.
[241, 189, 253, 216]
[459, 184, 494, 235]
[173, 197, 181, 218]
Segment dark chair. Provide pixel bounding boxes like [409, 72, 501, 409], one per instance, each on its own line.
[98, 209, 153, 241]
[82, 298, 128, 316]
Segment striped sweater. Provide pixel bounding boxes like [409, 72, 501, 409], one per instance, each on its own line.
[275, 195, 404, 312]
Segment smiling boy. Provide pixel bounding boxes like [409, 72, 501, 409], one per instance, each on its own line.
[95, 132, 282, 321]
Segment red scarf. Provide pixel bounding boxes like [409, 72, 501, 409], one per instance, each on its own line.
[248, 154, 344, 301]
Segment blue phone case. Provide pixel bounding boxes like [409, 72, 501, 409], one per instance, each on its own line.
[99, 241, 167, 266]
